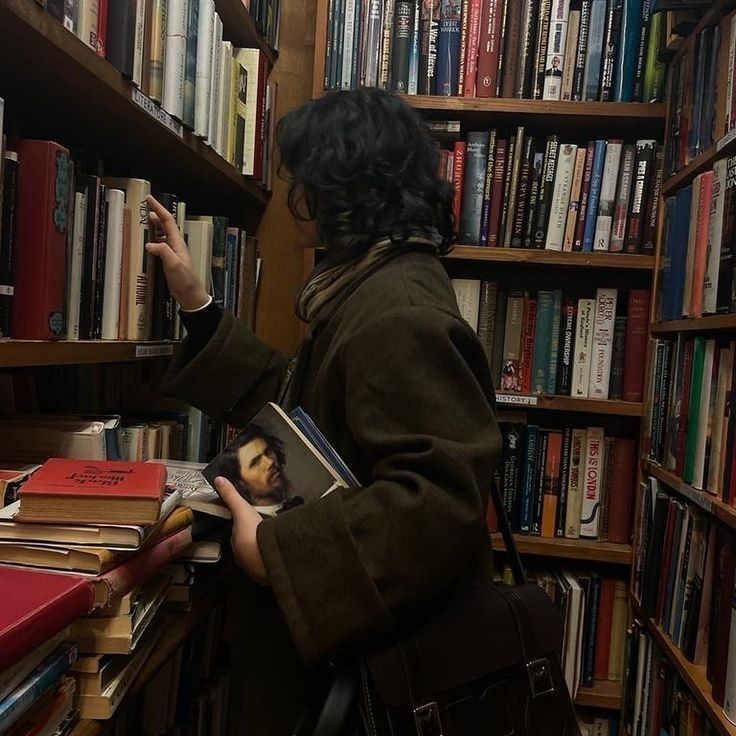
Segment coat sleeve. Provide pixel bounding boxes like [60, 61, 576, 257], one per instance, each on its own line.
[256, 305, 502, 664]
[160, 311, 289, 425]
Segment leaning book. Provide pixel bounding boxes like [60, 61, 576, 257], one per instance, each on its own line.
[203, 402, 352, 517]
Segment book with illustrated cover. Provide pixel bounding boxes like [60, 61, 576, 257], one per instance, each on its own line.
[203, 403, 350, 517]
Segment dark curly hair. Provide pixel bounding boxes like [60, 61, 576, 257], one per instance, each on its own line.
[276, 87, 455, 262]
[217, 424, 287, 504]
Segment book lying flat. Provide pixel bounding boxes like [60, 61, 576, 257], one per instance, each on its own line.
[203, 403, 348, 517]
[18, 458, 167, 526]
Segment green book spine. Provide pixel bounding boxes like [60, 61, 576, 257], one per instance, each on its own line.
[531, 290, 555, 394]
[683, 336, 705, 483]
[642, 11, 666, 103]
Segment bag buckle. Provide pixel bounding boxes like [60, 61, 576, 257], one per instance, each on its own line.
[526, 658, 555, 698]
[414, 701, 443, 736]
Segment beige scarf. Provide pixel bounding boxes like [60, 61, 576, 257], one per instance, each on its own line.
[296, 234, 440, 323]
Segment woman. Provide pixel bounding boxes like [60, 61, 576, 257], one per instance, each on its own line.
[148, 87, 501, 733]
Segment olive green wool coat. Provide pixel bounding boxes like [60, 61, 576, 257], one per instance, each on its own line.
[161, 249, 502, 734]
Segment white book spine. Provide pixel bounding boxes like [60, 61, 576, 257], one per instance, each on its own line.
[208, 15, 223, 148]
[704, 158, 727, 314]
[342, 0, 358, 90]
[708, 346, 732, 493]
[237, 48, 259, 176]
[579, 426, 604, 538]
[101, 190, 126, 340]
[219, 42, 233, 159]
[564, 428, 587, 538]
[183, 220, 214, 293]
[593, 141, 622, 251]
[693, 340, 716, 490]
[451, 279, 480, 332]
[133, 0, 147, 87]
[728, 16, 736, 132]
[588, 287, 617, 399]
[194, 0, 214, 138]
[66, 192, 87, 342]
[162, 0, 188, 120]
[542, 0, 570, 100]
[79, 0, 99, 50]
[545, 143, 577, 251]
[571, 298, 595, 397]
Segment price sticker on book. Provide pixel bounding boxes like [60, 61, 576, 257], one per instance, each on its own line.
[135, 344, 175, 359]
[496, 394, 539, 407]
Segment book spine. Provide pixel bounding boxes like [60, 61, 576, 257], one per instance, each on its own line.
[101, 190, 125, 340]
[391, 0, 413, 91]
[499, 0, 520, 98]
[546, 290, 563, 394]
[609, 143, 635, 253]
[503, 128, 525, 248]
[475, 0, 502, 98]
[457, 0, 469, 93]
[132, 0, 145, 87]
[498, 136, 516, 246]
[514, 0, 538, 99]
[563, 147, 586, 251]
[545, 142, 577, 251]
[571, 297, 595, 397]
[532, 0, 552, 100]
[614, 0, 643, 102]
[556, 425, 573, 537]
[519, 425, 539, 534]
[149, 0, 167, 102]
[487, 138, 507, 246]
[0, 152, 19, 339]
[609, 315, 627, 400]
[589, 287, 618, 399]
[452, 141, 466, 234]
[565, 428, 586, 537]
[717, 156, 736, 314]
[582, 139, 606, 252]
[500, 294, 525, 392]
[435, 0, 461, 95]
[194, 0, 213, 136]
[162, 0, 187, 120]
[417, 0, 439, 93]
[704, 158, 727, 315]
[572, 141, 595, 251]
[520, 297, 537, 394]
[462, 0, 482, 96]
[542, 0, 570, 101]
[607, 438, 636, 543]
[524, 152, 545, 248]
[511, 137, 534, 248]
[531, 290, 555, 394]
[593, 139, 622, 252]
[341, 0, 357, 88]
[582, 0, 606, 101]
[182, 0, 199, 129]
[641, 144, 664, 256]
[556, 297, 576, 395]
[541, 431, 562, 538]
[691, 171, 714, 319]
[531, 430, 548, 535]
[478, 129, 497, 244]
[598, 0, 621, 101]
[378, 0, 395, 88]
[533, 136, 559, 248]
[560, 9, 579, 101]
[459, 132, 490, 245]
[580, 426, 604, 538]
[476, 280, 497, 363]
[572, 0, 591, 101]
[623, 139, 656, 254]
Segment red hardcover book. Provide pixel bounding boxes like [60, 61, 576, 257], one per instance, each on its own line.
[18, 458, 166, 525]
[605, 438, 636, 544]
[475, 0, 503, 98]
[11, 141, 72, 340]
[572, 142, 596, 252]
[462, 0, 483, 96]
[486, 138, 507, 246]
[0, 566, 93, 671]
[593, 577, 615, 680]
[541, 431, 562, 538]
[452, 142, 467, 234]
[623, 289, 651, 402]
[675, 340, 695, 478]
[519, 297, 537, 394]
[458, 0, 471, 94]
[97, 0, 109, 57]
[712, 534, 736, 704]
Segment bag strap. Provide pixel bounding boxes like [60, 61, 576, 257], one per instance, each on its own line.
[489, 476, 527, 586]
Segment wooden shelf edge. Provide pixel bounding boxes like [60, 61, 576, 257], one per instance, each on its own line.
[640, 617, 736, 736]
[0, 340, 180, 367]
[491, 533, 632, 565]
[650, 315, 736, 335]
[445, 247, 656, 270]
[575, 680, 622, 710]
[495, 394, 643, 417]
[644, 461, 736, 532]
[215, 0, 276, 65]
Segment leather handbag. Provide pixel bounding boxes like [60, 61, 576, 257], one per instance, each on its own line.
[308, 478, 581, 736]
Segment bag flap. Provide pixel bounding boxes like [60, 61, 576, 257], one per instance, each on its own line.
[365, 583, 563, 708]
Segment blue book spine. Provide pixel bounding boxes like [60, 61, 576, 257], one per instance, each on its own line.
[609, 720, 619, 736]
[0, 643, 77, 733]
[613, 0, 643, 101]
[670, 185, 693, 320]
[660, 197, 677, 321]
[435, 0, 461, 95]
[582, 140, 607, 252]
[519, 425, 539, 534]
[545, 290, 563, 395]
[583, 0, 607, 100]
[531, 291, 555, 394]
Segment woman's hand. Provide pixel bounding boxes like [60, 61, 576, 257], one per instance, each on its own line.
[214, 476, 270, 585]
[145, 195, 210, 311]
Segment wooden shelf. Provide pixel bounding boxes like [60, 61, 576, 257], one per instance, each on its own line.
[215, 0, 276, 65]
[71, 597, 214, 736]
[0, 0, 266, 227]
[575, 680, 622, 710]
[645, 461, 736, 532]
[495, 394, 643, 417]
[641, 617, 736, 736]
[491, 534, 632, 565]
[650, 314, 736, 335]
[445, 246, 656, 270]
[0, 340, 178, 368]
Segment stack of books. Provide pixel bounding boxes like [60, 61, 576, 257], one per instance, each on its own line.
[0, 121, 261, 342]
[452, 282, 651, 402]
[323, 0, 666, 103]
[436, 126, 663, 254]
[489, 423, 636, 543]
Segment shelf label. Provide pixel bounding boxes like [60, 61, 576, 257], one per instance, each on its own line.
[677, 481, 713, 514]
[131, 89, 183, 138]
[135, 343, 175, 358]
[717, 128, 736, 152]
[496, 393, 538, 407]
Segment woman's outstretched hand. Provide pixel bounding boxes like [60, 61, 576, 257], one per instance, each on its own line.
[214, 476, 269, 585]
[145, 195, 210, 311]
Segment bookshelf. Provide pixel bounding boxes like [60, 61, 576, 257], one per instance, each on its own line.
[0, 341, 179, 368]
[575, 681, 623, 711]
[495, 394, 644, 417]
[446, 247, 656, 270]
[491, 534, 633, 565]
[650, 314, 736, 335]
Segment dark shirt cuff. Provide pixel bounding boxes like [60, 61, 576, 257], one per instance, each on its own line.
[179, 301, 223, 357]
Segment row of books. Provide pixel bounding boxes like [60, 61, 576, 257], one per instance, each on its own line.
[665, 8, 736, 178]
[647, 337, 736, 500]
[622, 625, 719, 736]
[39, 0, 274, 180]
[658, 158, 736, 322]
[0, 131, 259, 342]
[508, 565, 627, 699]
[489, 423, 636, 542]
[440, 127, 663, 254]
[452, 281, 650, 401]
[323, 0, 666, 103]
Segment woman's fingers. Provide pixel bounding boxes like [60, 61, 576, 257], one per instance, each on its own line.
[146, 195, 186, 254]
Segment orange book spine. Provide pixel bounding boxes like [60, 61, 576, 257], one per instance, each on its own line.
[541, 431, 562, 538]
[691, 171, 714, 318]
